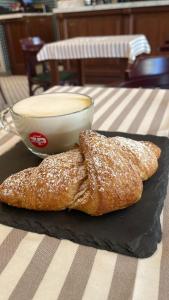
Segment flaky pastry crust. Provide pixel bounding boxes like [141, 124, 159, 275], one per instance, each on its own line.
[0, 131, 161, 216]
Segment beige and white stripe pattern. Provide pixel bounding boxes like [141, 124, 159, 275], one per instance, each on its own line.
[0, 85, 169, 300]
[37, 35, 151, 63]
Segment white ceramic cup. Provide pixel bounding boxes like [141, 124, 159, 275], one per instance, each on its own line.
[0, 93, 94, 158]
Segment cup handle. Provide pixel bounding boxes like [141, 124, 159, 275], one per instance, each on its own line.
[0, 107, 18, 135]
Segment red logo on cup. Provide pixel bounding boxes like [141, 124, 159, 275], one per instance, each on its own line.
[29, 132, 48, 148]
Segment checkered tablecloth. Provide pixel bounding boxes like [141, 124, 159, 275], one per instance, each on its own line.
[0, 85, 169, 300]
[37, 35, 151, 62]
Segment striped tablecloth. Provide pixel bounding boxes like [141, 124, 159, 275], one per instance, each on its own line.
[0, 85, 169, 300]
[37, 35, 151, 62]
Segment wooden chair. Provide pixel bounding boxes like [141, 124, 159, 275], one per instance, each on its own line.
[20, 37, 77, 96]
[159, 45, 169, 52]
[122, 56, 169, 89]
[20, 37, 51, 96]
[159, 39, 169, 52]
[120, 74, 169, 89]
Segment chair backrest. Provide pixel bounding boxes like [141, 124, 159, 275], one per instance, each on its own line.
[159, 45, 169, 52]
[20, 36, 45, 78]
[128, 56, 169, 79]
[120, 74, 169, 89]
[20, 36, 51, 96]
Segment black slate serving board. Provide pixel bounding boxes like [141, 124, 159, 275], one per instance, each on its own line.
[0, 131, 169, 258]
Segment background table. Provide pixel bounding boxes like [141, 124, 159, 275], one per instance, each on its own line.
[37, 35, 151, 85]
[0, 85, 169, 300]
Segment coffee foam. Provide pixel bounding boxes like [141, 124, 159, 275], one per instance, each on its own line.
[13, 93, 91, 117]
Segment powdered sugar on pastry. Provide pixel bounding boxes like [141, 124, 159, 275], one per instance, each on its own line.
[113, 136, 160, 180]
[0, 130, 161, 216]
[73, 130, 143, 215]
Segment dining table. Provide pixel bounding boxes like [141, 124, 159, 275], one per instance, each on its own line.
[37, 35, 151, 85]
[0, 85, 169, 300]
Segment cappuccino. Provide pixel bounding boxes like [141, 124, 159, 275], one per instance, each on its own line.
[10, 93, 93, 158]
[13, 93, 91, 117]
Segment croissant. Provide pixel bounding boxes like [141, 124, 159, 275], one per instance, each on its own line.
[0, 131, 161, 216]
